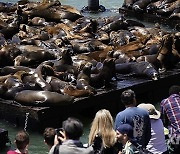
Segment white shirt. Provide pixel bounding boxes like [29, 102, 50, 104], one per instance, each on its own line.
[146, 119, 167, 153]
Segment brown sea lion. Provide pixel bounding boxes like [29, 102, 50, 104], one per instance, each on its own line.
[0, 74, 12, 83]
[14, 90, 74, 107]
[4, 71, 28, 89]
[157, 34, 174, 71]
[3, 71, 30, 99]
[47, 76, 70, 94]
[0, 66, 35, 75]
[90, 58, 117, 88]
[76, 62, 96, 94]
[14, 47, 56, 66]
[63, 85, 93, 97]
[23, 64, 54, 91]
[0, 44, 21, 67]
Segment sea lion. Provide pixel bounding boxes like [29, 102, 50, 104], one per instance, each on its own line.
[101, 19, 128, 33]
[4, 71, 28, 89]
[0, 44, 21, 67]
[0, 66, 35, 75]
[76, 62, 96, 94]
[0, 83, 7, 97]
[132, 0, 152, 12]
[0, 74, 12, 83]
[156, 0, 180, 16]
[22, 63, 54, 91]
[109, 30, 136, 46]
[136, 54, 161, 70]
[122, 0, 135, 9]
[157, 34, 174, 71]
[115, 61, 159, 80]
[63, 85, 93, 97]
[169, 8, 180, 19]
[14, 47, 56, 66]
[3, 71, 30, 99]
[14, 90, 74, 107]
[47, 76, 71, 94]
[90, 58, 117, 88]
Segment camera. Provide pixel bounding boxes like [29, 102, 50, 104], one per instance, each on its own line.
[55, 128, 64, 137]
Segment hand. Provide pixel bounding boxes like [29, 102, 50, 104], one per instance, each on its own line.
[118, 151, 123, 154]
[58, 130, 66, 142]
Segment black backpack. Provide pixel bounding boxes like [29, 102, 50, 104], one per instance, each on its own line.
[136, 144, 153, 154]
[53, 143, 60, 154]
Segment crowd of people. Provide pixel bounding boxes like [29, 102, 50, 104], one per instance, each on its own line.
[7, 85, 180, 154]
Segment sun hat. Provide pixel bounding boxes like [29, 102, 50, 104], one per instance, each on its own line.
[137, 103, 161, 119]
[116, 123, 134, 139]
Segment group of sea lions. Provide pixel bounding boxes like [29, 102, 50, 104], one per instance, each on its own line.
[122, 0, 180, 20]
[0, 0, 179, 107]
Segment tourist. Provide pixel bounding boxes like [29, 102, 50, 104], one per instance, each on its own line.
[160, 85, 180, 153]
[114, 89, 151, 148]
[7, 130, 29, 154]
[116, 123, 139, 154]
[43, 127, 56, 151]
[138, 103, 168, 154]
[48, 117, 94, 154]
[88, 109, 120, 154]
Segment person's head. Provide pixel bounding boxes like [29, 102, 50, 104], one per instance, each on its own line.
[62, 117, 83, 140]
[169, 85, 180, 95]
[121, 89, 136, 107]
[137, 103, 160, 119]
[14, 130, 29, 151]
[43, 127, 56, 148]
[88, 109, 116, 147]
[116, 124, 134, 145]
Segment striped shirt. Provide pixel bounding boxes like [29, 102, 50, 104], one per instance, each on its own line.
[160, 94, 180, 135]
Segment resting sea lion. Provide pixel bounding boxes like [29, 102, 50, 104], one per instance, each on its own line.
[115, 61, 159, 80]
[63, 85, 93, 97]
[0, 66, 35, 75]
[132, 0, 152, 12]
[14, 90, 74, 107]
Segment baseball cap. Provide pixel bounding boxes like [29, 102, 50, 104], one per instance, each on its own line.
[137, 103, 161, 119]
[116, 123, 134, 139]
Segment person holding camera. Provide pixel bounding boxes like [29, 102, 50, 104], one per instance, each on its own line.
[48, 117, 94, 154]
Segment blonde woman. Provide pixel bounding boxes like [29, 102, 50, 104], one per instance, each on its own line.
[88, 109, 120, 154]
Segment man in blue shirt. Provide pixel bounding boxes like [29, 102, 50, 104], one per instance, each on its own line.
[115, 89, 151, 148]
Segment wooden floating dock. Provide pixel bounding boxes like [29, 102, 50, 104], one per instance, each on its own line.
[0, 67, 180, 131]
[119, 7, 180, 30]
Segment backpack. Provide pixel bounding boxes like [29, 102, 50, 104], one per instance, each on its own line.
[53, 143, 60, 154]
[136, 145, 153, 154]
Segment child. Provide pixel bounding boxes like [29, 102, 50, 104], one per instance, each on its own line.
[7, 130, 29, 154]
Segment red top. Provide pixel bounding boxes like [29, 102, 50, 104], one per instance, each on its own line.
[7, 151, 20, 154]
[7, 150, 26, 154]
